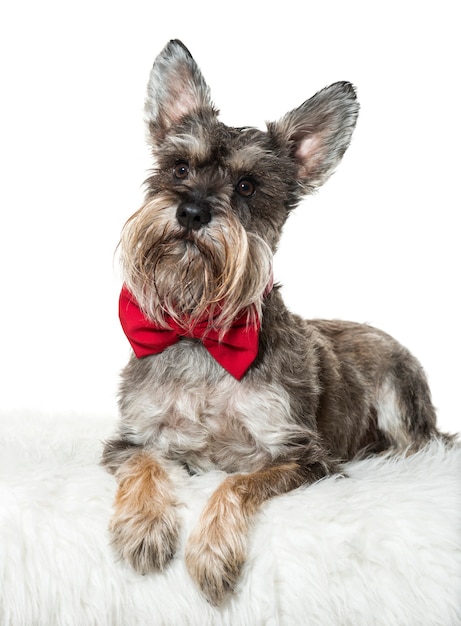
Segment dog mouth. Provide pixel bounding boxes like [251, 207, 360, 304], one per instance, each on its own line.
[149, 227, 211, 262]
[147, 229, 224, 288]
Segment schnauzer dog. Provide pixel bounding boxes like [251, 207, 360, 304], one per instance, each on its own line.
[102, 39, 445, 605]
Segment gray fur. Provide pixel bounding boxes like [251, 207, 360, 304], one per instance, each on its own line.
[102, 39, 450, 604]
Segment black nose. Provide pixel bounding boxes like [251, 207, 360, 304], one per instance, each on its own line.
[176, 202, 212, 231]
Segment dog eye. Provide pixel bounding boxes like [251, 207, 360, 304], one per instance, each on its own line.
[236, 178, 256, 198]
[173, 161, 190, 180]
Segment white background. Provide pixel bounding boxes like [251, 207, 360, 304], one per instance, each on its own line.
[0, 1, 459, 434]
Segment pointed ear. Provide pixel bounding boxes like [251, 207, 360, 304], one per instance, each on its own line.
[268, 82, 359, 189]
[145, 39, 217, 144]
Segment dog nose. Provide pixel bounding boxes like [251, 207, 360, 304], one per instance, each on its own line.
[176, 202, 212, 231]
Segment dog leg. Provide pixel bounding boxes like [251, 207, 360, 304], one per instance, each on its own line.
[185, 458, 333, 605]
[109, 450, 180, 573]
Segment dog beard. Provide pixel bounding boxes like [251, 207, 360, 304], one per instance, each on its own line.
[119, 195, 273, 333]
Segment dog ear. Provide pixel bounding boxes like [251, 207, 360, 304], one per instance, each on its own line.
[268, 82, 359, 189]
[145, 39, 217, 143]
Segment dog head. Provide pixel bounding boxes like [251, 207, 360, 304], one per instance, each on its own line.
[120, 39, 359, 331]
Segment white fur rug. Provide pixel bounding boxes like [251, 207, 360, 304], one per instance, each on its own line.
[1, 411, 460, 626]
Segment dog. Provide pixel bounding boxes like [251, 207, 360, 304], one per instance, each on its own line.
[102, 39, 447, 605]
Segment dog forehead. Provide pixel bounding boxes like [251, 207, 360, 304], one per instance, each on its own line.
[167, 120, 275, 172]
[226, 128, 274, 172]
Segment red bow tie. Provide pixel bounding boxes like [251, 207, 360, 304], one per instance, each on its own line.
[119, 287, 260, 380]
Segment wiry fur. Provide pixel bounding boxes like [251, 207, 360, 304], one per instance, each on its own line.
[102, 39, 450, 605]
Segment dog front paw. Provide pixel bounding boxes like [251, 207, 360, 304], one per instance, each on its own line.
[185, 480, 248, 605]
[110, 453, 180, 574]
[185, 527, 245, 606]
[110, 504, 179, 574]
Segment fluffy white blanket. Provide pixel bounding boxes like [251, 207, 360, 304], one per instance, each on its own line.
[1, 411, 460, 626]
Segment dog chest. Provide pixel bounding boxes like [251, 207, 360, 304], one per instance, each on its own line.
[119, 342, 306, 473]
